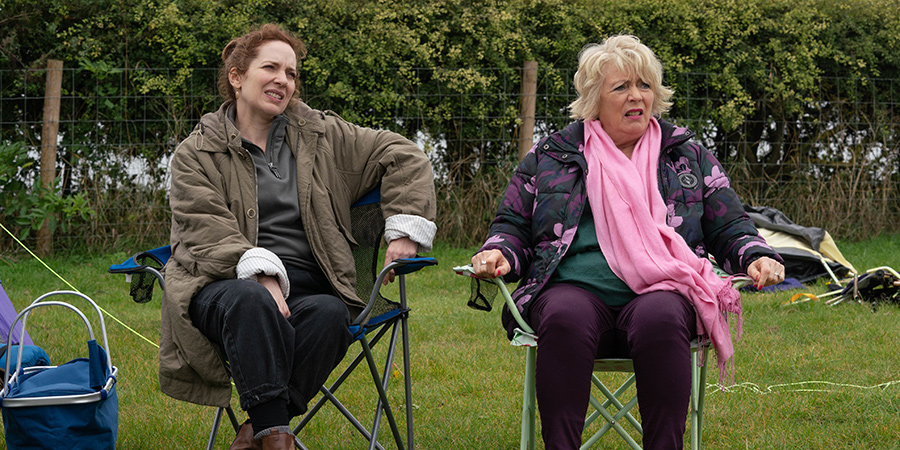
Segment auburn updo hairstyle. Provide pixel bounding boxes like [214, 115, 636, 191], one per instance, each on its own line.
[216, 23, 307, 105]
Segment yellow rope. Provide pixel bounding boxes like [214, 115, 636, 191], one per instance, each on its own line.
[708, 379, 900, 395]
[1, 221, 160, 349]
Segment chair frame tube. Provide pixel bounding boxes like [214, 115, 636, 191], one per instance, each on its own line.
[453, 264, 708, 450]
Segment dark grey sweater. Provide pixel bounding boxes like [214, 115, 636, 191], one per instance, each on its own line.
[240, 113, 318, 272]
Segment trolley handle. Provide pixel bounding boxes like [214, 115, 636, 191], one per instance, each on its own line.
[3, 291, 114, 387]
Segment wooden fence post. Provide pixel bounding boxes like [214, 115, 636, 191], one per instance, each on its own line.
[517, 60, 538, 162]
[37, 59, 63, 257]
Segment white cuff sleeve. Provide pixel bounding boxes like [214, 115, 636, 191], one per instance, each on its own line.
[236, 247, 290, 298]
[384, 214, 437, 252]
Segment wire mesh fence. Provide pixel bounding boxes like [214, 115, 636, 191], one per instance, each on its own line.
[1, 65, 898, 253]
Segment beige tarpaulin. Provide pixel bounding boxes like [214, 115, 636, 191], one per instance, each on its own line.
[744, 205, 858, 283]
[757, 228, 858, 283]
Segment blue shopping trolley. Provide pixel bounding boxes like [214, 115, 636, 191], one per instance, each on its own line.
[0, 290, 118, 449]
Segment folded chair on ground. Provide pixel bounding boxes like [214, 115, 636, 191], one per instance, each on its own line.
[454, 265, 749, 450]
[110, 189, 436, 450]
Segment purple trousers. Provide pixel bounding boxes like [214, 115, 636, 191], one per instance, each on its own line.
[529, 284, 697, 450]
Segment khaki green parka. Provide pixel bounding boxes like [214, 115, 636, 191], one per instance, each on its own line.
[160, 101, 435, 407]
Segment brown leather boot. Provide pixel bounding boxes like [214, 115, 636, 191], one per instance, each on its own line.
[260, 430, 295, 450]
[229, 422, 263, 450]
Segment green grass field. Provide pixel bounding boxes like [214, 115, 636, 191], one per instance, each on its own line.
[1, 235, 898, 449]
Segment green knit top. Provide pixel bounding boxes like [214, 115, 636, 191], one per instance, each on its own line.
[549, 206, 636, 306]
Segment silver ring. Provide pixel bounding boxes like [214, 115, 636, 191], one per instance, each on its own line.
[481, 260, 487, 265]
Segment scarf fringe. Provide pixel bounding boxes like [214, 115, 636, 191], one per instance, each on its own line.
[710, 280, 742, 384]
[717, 280, 743, 338]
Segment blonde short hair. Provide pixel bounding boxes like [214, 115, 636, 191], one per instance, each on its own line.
[568, 35, 674, 120]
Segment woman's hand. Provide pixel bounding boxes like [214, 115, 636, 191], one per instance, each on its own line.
[383, 237, 419, 285]
[747, 256, 785, 289]
[472, 249, 511, 278]
[258, 274, 290, 318]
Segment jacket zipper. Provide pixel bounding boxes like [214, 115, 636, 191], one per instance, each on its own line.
[267, 161, 282, 179]
[266, 140, 282, 179]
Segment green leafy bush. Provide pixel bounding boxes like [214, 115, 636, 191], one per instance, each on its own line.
[0, 142, 95, 240]
[0, 0, 897, 249]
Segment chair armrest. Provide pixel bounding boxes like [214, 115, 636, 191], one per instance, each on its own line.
[389, 257, 438, 276]
[354, 257, 438, 328]
[108, 245, 171, 302]
[108, 245, 172, 273]
[453, 264, 534, 335]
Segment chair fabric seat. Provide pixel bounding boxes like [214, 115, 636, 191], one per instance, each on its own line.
[592, 359, 634, 373]
[348, 307, 408, 340]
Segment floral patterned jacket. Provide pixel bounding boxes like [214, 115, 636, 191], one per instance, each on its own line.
[479, 119, 780, 331]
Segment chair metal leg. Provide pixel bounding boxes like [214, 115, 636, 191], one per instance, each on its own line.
[293, 435, 309, 450]
[288, 273, 422, 450]
[226, 406, 241, 433]
[293, 318, 401, 450]
[591, 374, 642, 433]
[521, 346, 537, 450]
[207, 405, 241, 450]
[697, 362, 706, 450]
[401, 314, 415, 449]
[314, 386, 387, 450]
[367, 332, 394, 450]
[361, 333, 406, 450]
[690, 346, 708, 450]
[207, 407, 224, 450]
[293, 323, 392, 434]
[582, 375, 641, 450]
[580, 343, 707, 449]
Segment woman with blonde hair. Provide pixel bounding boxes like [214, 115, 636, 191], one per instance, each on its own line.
[472, 35, 782, 449]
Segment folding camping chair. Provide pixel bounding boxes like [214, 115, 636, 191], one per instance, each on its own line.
[110, 189, 436, 450]
[454, 264, 730, 450]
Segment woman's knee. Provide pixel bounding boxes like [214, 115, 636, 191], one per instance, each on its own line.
[630, 291, 692, 324]
[315, 296, 351, 325]
[216, 280, 282, 318]
[290, 295, 350, 328]
[623, 291, 695, 347]
[532, 284, 608, 337]
[190, 279, 282, 343]
[289, 295, 353, 349]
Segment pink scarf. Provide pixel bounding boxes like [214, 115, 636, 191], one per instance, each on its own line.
[582, 118, 742, 380]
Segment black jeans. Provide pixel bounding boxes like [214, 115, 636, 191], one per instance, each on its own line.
[189, 266, 353, 416]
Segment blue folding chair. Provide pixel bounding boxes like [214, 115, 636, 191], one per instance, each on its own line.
[110, 190, 436, 449]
